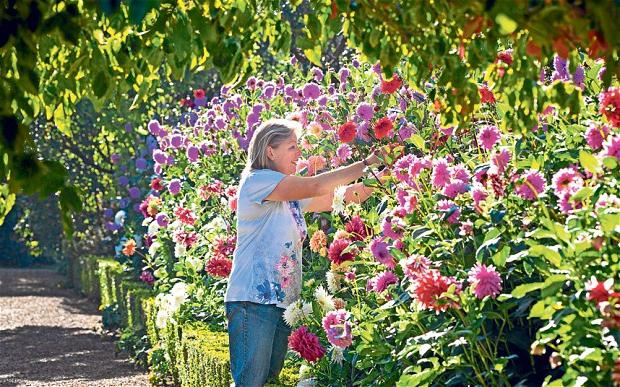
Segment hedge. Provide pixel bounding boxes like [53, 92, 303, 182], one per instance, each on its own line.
[74, 256, 299, 386]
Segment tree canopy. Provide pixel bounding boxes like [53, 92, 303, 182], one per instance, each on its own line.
[1, 0, 619, 231]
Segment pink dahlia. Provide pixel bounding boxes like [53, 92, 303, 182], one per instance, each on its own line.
[432, 158, 451, 188]
[369, 271, 399, 293]
[437, 200, 460, 224]
[585, 123, 610, 149]
[381, 217, 404, 240]
[478, 125, 501, 150]
[174, 206, 197, 226]
[205, 256, 232, 277]
[173, 230, 198, 248]
[599, 87, 620, 127]
[489, 149, 511, 175]
[400, 254, 431, 280]
[450, 164, 471, 183]
[328, 238, 356, 265]
[307, 155, 327, 176]
[212, 236, 236, 259]
[515, 170, 546, 200]
[345, 215, 370, 242]
[551, 167, 583, 197]
[602, 134, 620, 161]
[411, 269, 462, 313]
[369, 237, 395, 268]
[288, 326, 326, 362]
[408, 156, 431, 179]
[394, 155, 415, 183]
[322, 310, 353, 348]
[558, 190, 583, 214]
[471, 183, 488, 212]
[468, 263, 502, 299]
[443, 180, 469, 199]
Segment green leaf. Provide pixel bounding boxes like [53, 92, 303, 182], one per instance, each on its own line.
[492, 246, 510, 268]
[599, 212, 620, 233]
[529, 245, 562, 267]
[397, 369, 438, 386]
[303, 46, 322, 66]
[93, 71, 109, 98]
[409, 134, 426, 151]
[511, 282, 544, 298]
[579, 150, 601, 175]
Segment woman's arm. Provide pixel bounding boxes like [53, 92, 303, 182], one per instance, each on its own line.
[264, 154, 380, 202]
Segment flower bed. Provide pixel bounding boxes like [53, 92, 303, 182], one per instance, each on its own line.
[100, 51, 620, 385]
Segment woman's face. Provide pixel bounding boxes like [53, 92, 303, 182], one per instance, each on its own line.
[268, 132, 301, 175]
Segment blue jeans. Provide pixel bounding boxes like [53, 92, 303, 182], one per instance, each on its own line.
[225, 301, 291, 386]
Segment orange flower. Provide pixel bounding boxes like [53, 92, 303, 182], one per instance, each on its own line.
[373, 117, 393, 139]
[122, 239, 136, 256]
[310, 230, 327, 253]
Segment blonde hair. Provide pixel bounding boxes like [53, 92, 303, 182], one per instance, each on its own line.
[246, 118, 302, 171]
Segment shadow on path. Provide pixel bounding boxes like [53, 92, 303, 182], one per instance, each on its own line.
[0, 325, 146, 386]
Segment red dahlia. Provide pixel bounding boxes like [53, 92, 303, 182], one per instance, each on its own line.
[381, 75, 403, 94]
[479, 85, 496, 104]
[328, 238, 356, 265]
[411, 269, 462, 313]
[150, 178, 164, 191]
[338, 121, 357, 143]
[205, 256, 232, 277]
[599, 87, 620, 127]
[193, 88, 205, 99]
[288, 326, 326, 362]
[373, 117, 393, 139]
[344, 215, 370, 241]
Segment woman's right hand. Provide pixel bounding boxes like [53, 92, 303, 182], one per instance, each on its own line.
[364, 150, 383, 166]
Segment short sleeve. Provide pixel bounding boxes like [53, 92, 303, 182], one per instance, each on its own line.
[299, 198, 313, 212]
[244, 169, 286, 205]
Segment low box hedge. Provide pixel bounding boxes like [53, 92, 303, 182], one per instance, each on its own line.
[74, 256, 299, 386]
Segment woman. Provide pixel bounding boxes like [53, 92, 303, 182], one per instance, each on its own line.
[224, 118, 382, 386]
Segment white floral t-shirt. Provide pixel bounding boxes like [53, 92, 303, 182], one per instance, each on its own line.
[225, 168, 309, 308]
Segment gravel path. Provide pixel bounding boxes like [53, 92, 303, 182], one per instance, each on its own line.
[0, 267, 150, 386]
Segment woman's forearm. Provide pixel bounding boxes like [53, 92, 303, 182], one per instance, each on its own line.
[309, 160, 368, 196]
[345, 182, 374, 204]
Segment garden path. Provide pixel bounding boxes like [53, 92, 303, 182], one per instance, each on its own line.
[0, 267, 149, 386]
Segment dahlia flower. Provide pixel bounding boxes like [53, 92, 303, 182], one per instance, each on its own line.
[288, 326, 326, 362]
[468, 263, 502, 299]
[205, 256, 232, 277]
[400, 254, 431, 280]
[478, 125, 501, 150]
[322, 310, 353, 348]
[515, 170, 546, 200]
[411, 269, 462, 313]
[369, 237, 395, 268]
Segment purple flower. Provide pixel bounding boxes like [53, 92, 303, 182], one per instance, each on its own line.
[246, 112, 260, 129]
[128, 187, 140, 199]
[135, 158, 147, 171]
[215, 117, 226, 130]
[139, 270, 155, 285]
[170, 134, 184, 149]
[339, 68, 350, 84]
[303, 83, 321, 100]
[262, 83, 276, 99]
[124, 123, 133, 133]
[186, 145, 200, 163]
[369, 237, 395, 268]
[153, 164, 162, 175]
[317, 95, 328, 106]
[105, 221, 120, 231]
[110, 153, 121, 164]
[336, 144, 352, 161]
[118, 176, 129, 186]
[312, 67, 324, 82]
[352, 59, 360, 68]
[119, 198, 129, 209]
[553, 55, 569, 79]
[155, 213, 169, 227]
[103, 208, 114, 218]
[573, 65, 585, 88]
[356, 103, 374, 121]
[153, 150, 167, 164]
[246, 76, 257, 90]
[168, 179, 181, 195]
[148, 120, 161, 135]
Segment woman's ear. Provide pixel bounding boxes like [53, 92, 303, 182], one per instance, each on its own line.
[266, 145, 276, 161]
